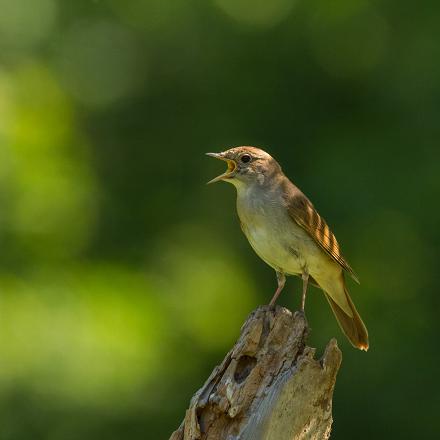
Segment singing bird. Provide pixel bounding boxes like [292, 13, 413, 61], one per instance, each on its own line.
[206, 146, 368, 351]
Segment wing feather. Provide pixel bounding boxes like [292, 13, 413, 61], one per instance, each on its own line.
[284, 186, 359, 283]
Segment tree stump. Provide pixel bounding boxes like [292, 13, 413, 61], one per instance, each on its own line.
[170, 305, 342, 440]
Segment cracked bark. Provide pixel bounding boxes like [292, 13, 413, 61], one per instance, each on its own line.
[170, 305, 342, 440]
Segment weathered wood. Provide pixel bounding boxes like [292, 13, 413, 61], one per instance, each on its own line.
[170, 305, 342, 440]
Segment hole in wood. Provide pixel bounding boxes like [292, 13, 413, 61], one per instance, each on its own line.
[234, 355, 257, 384]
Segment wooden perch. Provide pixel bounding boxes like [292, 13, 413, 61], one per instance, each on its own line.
[170, 305, 342, 440]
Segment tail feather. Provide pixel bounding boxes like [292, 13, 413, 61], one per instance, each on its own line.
[324, 280, 369, 351]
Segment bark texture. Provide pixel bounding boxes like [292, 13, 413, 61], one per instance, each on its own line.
[170, 305, 342, 440]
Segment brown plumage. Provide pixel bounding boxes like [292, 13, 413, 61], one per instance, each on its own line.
[324, 278, 369, 351]
[207, 146, 369, 351]
[282, 183, 368, 350]
[284, 183, 360, 283]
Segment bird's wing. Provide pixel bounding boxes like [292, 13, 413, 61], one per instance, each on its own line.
[285, 188, 359, 283]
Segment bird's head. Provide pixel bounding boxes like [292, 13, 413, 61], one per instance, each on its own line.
[206, 146, 281, 187]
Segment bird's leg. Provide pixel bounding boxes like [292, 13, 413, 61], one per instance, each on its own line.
[269, 271, 286, 307]
[301, 272, 309, 311]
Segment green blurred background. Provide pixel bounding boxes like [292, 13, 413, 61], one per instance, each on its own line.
[0, 0, 439, 438]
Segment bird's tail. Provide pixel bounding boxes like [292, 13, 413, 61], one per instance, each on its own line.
[324, 278, 369, 351]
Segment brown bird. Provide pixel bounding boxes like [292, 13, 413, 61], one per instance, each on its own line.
[207, 146, 369, 351]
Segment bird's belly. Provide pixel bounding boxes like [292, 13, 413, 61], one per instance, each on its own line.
[244, 224, 305, 275]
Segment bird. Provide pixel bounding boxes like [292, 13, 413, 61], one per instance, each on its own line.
[206, 146, 369, 351]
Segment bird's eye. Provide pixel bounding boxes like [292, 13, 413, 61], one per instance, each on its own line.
[240, 154, 251, 163]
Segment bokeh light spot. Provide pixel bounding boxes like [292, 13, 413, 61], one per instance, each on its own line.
[7, 64, 72, 147]
[155, 226, 257, 351]
[0, 0, 56, 48]
[107, 0, 195, 35]
[0, 265, 164, 407]
[55, 21, 146, 108]
[0, 63, 98, 259]
[213, 0, 297, 28]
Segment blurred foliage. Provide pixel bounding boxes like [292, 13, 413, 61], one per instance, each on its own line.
[0, 0, 439, 439]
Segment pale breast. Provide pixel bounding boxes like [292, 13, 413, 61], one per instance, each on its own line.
[237, 188, 308, 275]
[243, 223, 303, 274]
[235, 182, 339, 279]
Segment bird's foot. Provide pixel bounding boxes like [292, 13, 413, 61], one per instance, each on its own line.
[267, 302, 277, 311]
[296, 308, 306, 318]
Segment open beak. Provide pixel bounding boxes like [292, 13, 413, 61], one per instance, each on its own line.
[206, 152, 237, 184]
